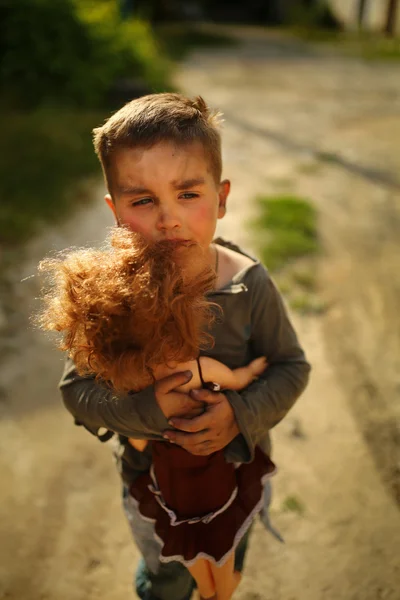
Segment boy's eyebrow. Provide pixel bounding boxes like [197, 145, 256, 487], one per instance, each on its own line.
[117, 178, 206, 196]
[118, 185, 152, 196]
[172, 177, 205, 190]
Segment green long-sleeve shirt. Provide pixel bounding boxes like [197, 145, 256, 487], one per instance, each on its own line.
[59, 238, 311, 484]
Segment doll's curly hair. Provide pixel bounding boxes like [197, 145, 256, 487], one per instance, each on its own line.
[38, 228, 217, 393]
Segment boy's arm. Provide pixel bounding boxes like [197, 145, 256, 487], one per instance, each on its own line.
[223, 267, 311, 462]
[59, 357, 198, 439]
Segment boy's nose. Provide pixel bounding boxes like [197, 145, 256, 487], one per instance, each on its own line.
[156, 208, 181, 231]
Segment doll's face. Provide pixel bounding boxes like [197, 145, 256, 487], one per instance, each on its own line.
[105, 141, 229, 264]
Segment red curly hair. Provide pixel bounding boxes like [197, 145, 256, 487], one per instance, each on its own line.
[38, 228, 217, 393]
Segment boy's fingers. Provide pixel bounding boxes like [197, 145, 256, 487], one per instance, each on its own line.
[164, 429, 209, 447]
[190, 389, 221, 403]
[155, 370, 193, 394]
[167, 413, 210, 433]
[165, 431, 218, 456]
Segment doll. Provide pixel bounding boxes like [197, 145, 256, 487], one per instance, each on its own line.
[38, 227, 275, 600]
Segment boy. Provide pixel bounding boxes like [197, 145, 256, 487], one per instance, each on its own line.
[59, 93, 310, 600]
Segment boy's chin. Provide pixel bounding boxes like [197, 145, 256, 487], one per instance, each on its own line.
[169, 241, 212, 278]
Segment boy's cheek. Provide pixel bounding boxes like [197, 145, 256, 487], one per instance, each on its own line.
[191, 204, 218, 229]
[116, 211, 152, 237]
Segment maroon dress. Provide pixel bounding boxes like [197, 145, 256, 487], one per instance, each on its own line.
[129, 361, 276, 567]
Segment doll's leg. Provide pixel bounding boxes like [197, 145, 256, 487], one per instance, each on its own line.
[210, 552, 241, 600]
[187, 558, 215, 599]
[128, 438, 148, 452]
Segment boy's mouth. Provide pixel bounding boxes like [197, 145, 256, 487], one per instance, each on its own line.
[163, 238, 193, 247]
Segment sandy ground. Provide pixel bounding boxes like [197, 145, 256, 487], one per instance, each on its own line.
[1, 27, 399, 600]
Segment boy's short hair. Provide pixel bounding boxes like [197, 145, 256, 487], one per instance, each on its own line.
[93, 93, 223, 193]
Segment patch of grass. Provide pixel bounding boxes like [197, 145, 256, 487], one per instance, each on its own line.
[297, 161, 323, 175]
[252, 196, 318, 271]
[273, 265, 325, 316]
[292, 267, 317, 292]
[257, 196, 316, 237]
[262, 232, 318, 271]
[289, 293, 327, 316]
[0, 108, 106, 245]
[356, 35, 400, 61]
[251, 195, 324, 315]
[289, 26, 343, 44]
[156, 24, 238, 60]
[281, 495, 305, 515]
[290, 28, 400, 62]
[316, 150, 340, 164]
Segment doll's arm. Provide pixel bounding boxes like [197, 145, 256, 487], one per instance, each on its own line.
[197, 356, 267, 390]
[155, 356, 267, 394]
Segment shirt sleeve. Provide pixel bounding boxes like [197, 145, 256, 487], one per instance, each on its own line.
[223, 265, 311, 463]
[59, 356, 169, 440]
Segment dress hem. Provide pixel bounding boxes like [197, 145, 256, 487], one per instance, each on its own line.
[130, 467, 277, 568]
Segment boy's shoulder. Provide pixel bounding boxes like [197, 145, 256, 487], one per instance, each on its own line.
[214, 237, 269, 291]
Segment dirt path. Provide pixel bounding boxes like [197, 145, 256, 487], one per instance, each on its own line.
[1, 28, 399, 600]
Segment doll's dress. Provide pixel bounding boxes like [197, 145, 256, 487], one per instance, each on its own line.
[129, 358, 276, 567]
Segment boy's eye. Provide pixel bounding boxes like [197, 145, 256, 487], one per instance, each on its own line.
[132, 198, 153, 207]
[180, 193, 198, 200]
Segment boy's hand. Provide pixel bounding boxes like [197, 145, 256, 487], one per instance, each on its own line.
[155, 371, 205, 420]
[163, 389, 239, 455]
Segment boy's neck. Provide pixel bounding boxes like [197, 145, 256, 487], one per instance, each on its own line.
[213, 243, 255, 290]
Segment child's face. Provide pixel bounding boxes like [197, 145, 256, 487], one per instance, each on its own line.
[105, 141, 229, 254]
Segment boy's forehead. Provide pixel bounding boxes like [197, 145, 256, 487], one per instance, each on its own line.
[110, 141, 214, 186]
[114, 141, 209, 166]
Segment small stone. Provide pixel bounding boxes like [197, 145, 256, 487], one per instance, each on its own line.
[87, 558, 101, 571]
[282, 417, 306, 439]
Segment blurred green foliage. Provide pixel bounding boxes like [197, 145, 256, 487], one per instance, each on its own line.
[0, 109, 105, 244]
[0, 0, 171, 109]
[287, 0, 340, 31]
[155, 23, 238, 60]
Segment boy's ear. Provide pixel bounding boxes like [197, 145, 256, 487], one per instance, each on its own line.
[218, 179, 230, 219]
[105, 194, 118, 222]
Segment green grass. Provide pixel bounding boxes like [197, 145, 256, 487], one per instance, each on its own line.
[252, 196, 318, 271]
[0, 108, 106, 245]
[350, 34, 400, 61]
[289, 293, 327, 316]
[281, 494, 305, 515]
[297, 160, 323, 175]
[250, 195, 325, 315]
[292, 267, 317, 292]
[290, 27, 400, 61]
[262, 232, 318, 271]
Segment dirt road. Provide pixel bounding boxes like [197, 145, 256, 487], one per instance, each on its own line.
[1, 27, 399, 600]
